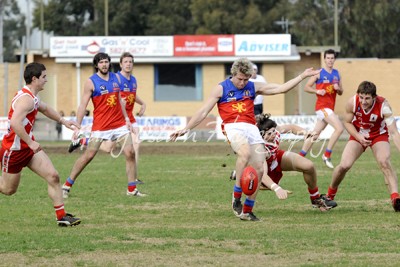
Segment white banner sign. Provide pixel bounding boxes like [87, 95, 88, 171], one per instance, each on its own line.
[50, 36, 174, 57]
[235, 34, 291, 56]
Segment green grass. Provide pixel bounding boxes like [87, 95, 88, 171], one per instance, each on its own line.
[1, 140, 400, 266]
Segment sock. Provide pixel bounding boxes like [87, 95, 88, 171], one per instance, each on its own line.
[64, 177, 75, 187]
[391, 192, 399, 200]
[82, 138, 89, 146]
[242, 198, 255, 213]
[128, 181, 138, 192]
[324, 149, 332, 158]
[308, 186, 320, 201]
[233, 185, 242, 199]
[327, 186, 338, 200]
[54, 204, 66, 220]
[299, 150, 307, 157]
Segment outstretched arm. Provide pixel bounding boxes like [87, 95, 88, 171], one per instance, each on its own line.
[383, 101, 400, 152]
[256, 68, 321, 96]
[39, 102, 80, 131]
[170, 84, 222, 141]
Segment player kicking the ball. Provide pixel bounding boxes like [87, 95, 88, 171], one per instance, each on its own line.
[170, 58, 321, 221]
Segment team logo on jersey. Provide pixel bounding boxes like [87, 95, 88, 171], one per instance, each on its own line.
[243, 89, 252, 99]
[113, 82, 120, 92]
[370, 114, 378, 122]
[227, 91, 236, 102]
[326, 85, 335, 94]
[123, 82, 130, 92]
[126, 94, 135, 105]
[106, 95, 118, 107]
[232, 102, 246, 113]
[100, 85, 108, 95]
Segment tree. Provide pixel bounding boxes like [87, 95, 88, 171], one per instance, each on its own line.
[1, 0, 25, 62]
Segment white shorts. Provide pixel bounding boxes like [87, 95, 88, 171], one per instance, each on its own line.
[224, 122, 264, 151]
[90, 125, 130, 141]
[316, 108, 334, 120]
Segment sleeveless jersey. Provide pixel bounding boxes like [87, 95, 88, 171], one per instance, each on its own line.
[352, 95, 388, 140]
[265, 131, 281, 171]
[90, 72, 126, 131]
[117, 72, 138, 123]
[315, 68, 340, 111]
[2, 87, 39, 151]
[217, 78, 256, 125]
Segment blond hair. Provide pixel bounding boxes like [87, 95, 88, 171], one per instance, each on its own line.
[230, 58, 253, 76]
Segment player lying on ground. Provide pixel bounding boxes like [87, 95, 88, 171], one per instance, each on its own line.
[231, 114, 337, 211]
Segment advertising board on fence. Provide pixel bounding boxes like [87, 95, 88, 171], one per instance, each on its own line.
[61, 116, 187, 142]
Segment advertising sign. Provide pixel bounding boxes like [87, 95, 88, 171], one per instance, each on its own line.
[174, 35, 234, 56]
[50, 36, 174, 57]
[235, 34, 291, 56]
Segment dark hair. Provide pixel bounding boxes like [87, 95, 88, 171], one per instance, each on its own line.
[324, 49, 337, 59]
[24, 62, 46, 84]
[120, 52, 134, 63]
[357, 81, 377, 97]
[93, 52, 111, 71]
[256, 113, 277, 136]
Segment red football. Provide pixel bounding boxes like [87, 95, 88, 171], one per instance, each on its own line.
[240, 166, 259, 196]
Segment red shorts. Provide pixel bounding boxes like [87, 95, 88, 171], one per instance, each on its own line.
[267, 149, 285, 184]
[0, 148, 34, 174]
[349, 134, 389, 151]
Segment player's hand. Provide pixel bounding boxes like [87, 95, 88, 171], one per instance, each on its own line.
[275, 187, 288, 200]
[302, 67, 322, 78]
[137, 104, 146, 116]
[63, 119, 81, 131]
[316, 89, 326, 96]
[356, 133, 372, 147]
[28, 140, 42, 154]
[170, 129, 189, 141]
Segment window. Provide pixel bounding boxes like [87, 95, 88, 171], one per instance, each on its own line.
[155, 64, 202, 101]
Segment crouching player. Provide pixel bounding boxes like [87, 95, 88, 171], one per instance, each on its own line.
[232, 114, 337, 211]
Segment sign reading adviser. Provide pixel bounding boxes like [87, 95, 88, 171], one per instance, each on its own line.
[235, 34, 291, 56]
[50, 36, 174, 57]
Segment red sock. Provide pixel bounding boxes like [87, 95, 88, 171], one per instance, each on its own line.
[308, 187, 320, 201]
[54, 204, 66, 220]
[391, 192, 399, 200]
[128, 185, 137, 192]
[327, 186, 338, 200]
[233, 191, 242, 199]
[324, 149, 332, 158]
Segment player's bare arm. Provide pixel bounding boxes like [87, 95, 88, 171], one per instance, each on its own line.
[256, 68, 321, 96]
[135, 95, 146, 116]
[261, 162, 288, 200]
[170, 85, 222, 141]
[277, 124, 307, 135]
[10, 95, 40, 152]
[343, 97, 370, 146]
[303, 74, 320, 94]
[382, 100, 400, 151]
[39, 101, 81, 131]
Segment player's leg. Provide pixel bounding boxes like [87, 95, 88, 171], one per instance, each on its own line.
[239, 143, 266, 221]
[327, 140, 364, 199]
[0, 172, 22, 195]
[28, 151, 81, 226]
[119, 132, 145, 197]
[371, 141, 400, 211]
[299, 119, 327, 158]
[322, 112, 344, 168]
[281, 151, 336, 210]
[62, 137, 102, 198]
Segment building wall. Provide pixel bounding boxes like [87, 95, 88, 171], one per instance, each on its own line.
[1, 55, 399, 118]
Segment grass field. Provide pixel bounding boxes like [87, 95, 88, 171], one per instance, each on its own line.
[1, 140, 400, 266]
